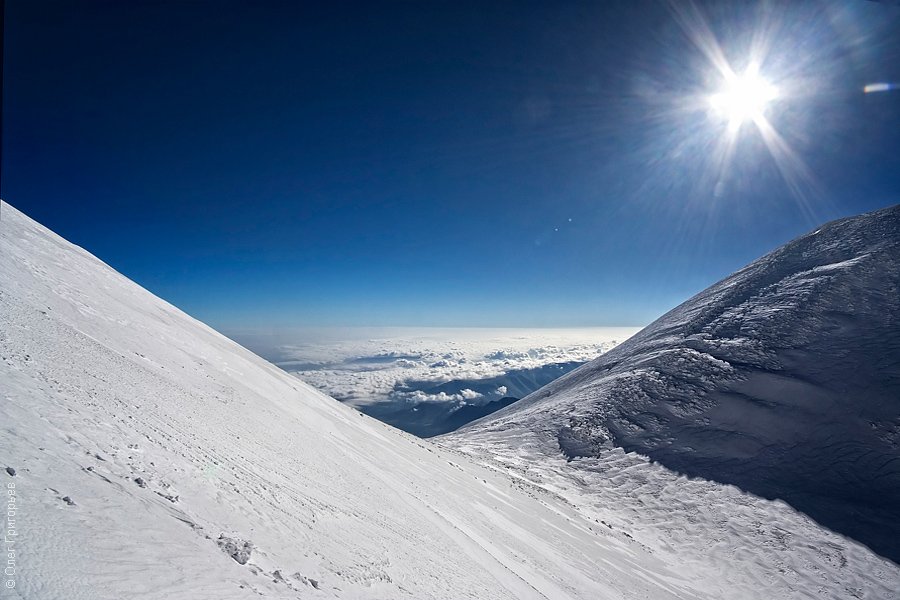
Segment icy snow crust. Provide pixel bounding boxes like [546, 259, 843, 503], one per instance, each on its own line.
[1, 199, 897, 599]
[448, 205, 900, 581]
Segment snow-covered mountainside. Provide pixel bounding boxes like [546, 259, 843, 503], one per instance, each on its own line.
[2, 200, 898, 600]
[447, 204, 900, 567]
[0, 202, 692, 600]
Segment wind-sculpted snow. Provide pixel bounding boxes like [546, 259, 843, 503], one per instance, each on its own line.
[449, 204, 900, 568]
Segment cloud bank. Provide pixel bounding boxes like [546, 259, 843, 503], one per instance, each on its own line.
[233, 327, 641, 409]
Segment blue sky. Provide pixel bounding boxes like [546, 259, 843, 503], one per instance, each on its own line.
[3, 1, 899, 329]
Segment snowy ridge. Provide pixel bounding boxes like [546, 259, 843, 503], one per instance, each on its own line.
[446, 205, 900, 590]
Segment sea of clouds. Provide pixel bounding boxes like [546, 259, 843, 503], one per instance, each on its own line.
[232, 327, 641, 408]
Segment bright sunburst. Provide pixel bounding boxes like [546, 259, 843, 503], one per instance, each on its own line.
[708, 67, 778, 130]
[656, 1, 823, 215]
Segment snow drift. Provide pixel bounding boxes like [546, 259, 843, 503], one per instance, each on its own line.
[450, 204, 900, 565]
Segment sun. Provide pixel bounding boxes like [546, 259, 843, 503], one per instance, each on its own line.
[708, 67, 779, 130]
[661, 2, 819, 212]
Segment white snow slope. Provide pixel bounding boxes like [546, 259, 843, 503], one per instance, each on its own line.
[446, 205, 900, 595]
[1, 199, 897, 600]
[0, 204, 704, 600]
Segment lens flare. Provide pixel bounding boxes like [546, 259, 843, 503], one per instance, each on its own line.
[863, 82, 897, 94]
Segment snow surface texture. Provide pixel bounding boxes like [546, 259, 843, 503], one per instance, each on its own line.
[1, 199, 897, 599]
[447, 205, 900, 571]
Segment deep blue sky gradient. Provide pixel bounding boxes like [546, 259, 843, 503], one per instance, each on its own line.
[3, 1, 899, 328]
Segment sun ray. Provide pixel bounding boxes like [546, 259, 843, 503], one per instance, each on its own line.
[753, 116, 823, 221]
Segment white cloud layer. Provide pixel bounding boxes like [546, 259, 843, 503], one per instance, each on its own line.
[401, 389, 484, 405]
[234, 327, 641, 408]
